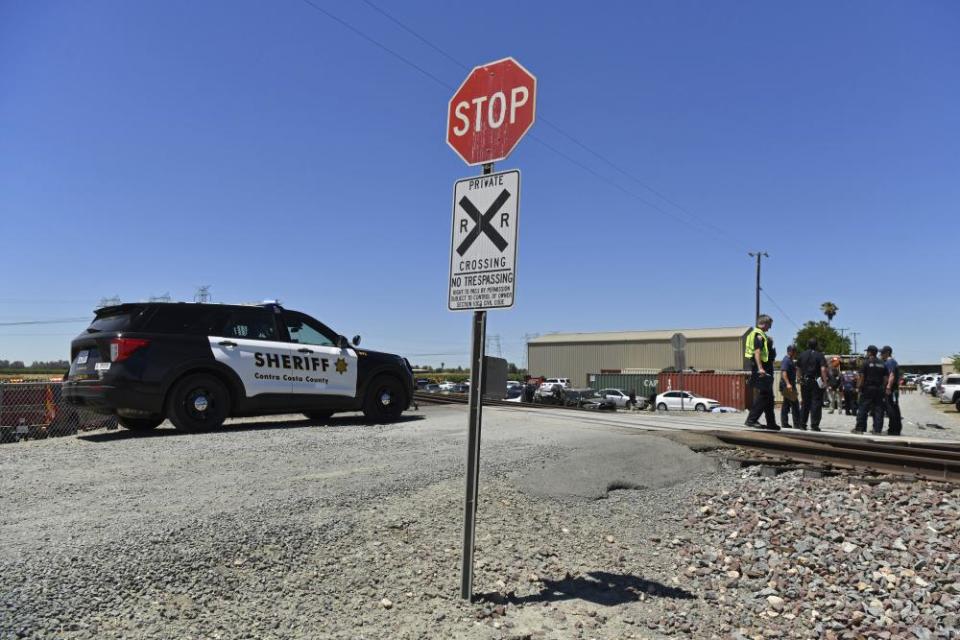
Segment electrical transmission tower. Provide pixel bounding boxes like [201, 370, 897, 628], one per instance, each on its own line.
[194, 285, 212, 303]
[486, 334, 502, 358]
[98, 295, 121, 308]
[148, 293, 171, 302]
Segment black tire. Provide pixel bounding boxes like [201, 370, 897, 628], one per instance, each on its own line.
[695, 403, 706, 412]
[118, 417, 163, 431]
[657, 402, 668, 411]
[362, 375, 406, 423]
[304, 411, 335, 423]
[166, 374, 229, 432]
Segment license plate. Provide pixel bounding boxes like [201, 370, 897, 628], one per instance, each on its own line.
[76, 351, 89, 365]
[95, 362, 111, 372]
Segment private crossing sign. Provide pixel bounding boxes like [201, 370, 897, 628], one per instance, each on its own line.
[448, 169, 520, 311]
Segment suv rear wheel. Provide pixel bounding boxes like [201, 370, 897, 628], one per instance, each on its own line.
[167, 373, 229, 432]
[362, 375, 405, 423]
[118, 416, 163, 431]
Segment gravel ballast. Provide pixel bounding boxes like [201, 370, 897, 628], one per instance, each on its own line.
[1, 405, 957, 639]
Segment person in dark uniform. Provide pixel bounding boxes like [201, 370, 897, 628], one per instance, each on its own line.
[779, 344, 801, 429]
[854, 345, 887, 434]
[797, 338, 828, 431]
[744, 314, 779, 430]
[523, 381, 535, 403]
[842, 370, 857, 415]
[880, 346, 903, 436]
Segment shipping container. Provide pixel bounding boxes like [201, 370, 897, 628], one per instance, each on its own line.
[587, 370, 659, 400]
[658, 371, 752, 410]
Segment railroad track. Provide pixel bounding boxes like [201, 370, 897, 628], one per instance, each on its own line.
[413, 391, 960, 484]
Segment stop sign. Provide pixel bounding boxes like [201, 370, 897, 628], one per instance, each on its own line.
[446, 57, 537, 166]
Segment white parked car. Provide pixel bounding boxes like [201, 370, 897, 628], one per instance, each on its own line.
[921, 375, 941, 395]
[534, 378, 570, 399]
[598, 388, 648, 409]
[939, 374, 960, 404]
[655, 391, 720, 412]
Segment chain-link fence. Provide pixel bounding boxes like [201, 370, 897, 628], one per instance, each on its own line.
[0, 381, 117, 444]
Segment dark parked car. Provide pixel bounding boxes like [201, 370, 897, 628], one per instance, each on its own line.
[563, 388, 617, 410]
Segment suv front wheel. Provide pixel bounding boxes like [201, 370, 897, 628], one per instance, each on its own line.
[167, 373, 230, 432]
[362, 375, 406, 423]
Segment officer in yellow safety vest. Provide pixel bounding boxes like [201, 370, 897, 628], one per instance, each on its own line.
[744, 314, 780, 430]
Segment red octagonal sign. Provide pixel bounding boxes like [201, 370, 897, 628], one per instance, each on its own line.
[446, 57, 537, 166]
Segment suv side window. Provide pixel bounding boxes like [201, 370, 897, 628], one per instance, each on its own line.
[283, 312, 337, 347]
[221, 309, 278, 341]
[144, 306, 229, 335]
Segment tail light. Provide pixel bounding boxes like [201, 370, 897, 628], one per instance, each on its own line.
[110, 338, 150, 362]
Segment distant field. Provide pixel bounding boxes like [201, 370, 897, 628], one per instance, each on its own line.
[0, 370, 66, 381]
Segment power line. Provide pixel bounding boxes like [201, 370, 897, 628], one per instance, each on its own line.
[358, 0, 735, 241]
[360, 0, 467, 70]
[297, 0, 454, 91]
[296, 0, 739, 245]
[760, 290, 800, 331]
[0, 318, 89, 327]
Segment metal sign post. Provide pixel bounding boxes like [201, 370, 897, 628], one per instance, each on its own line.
[671, 333, 687, 411]
[447, 56, 535, 603]
[459, 161, 498, 601]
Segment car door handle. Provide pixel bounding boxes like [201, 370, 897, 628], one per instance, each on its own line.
[218, 340, 237, 347]
[298, 347, 314, 353]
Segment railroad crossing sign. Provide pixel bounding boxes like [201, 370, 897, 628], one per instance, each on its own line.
[671, 332, 687, 351]
[448, 170, 520, 310]
[446, 57, 537, 166]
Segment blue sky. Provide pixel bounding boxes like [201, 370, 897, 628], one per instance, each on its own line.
[1, 1, 957, 367]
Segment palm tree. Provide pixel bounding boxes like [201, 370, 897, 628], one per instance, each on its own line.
[821, 301, 839, 324]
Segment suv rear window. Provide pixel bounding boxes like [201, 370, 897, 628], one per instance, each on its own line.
[88, 306, 146, 332]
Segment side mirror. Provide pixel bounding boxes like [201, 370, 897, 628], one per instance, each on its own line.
[336, 335, 349, 349]
[352, 335, 361, 346]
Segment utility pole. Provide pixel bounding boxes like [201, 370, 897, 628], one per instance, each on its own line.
[747, 251, 768, 324]
[836, 328, 850, 354]
[850, 332, 860, 354]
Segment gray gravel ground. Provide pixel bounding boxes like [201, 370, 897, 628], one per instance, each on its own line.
[1, 404, 957, 639]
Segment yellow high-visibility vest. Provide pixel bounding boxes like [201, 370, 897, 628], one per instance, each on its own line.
[744, 327, 769, 363]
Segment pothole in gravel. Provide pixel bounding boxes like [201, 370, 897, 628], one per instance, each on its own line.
[600, 480, 647, 498]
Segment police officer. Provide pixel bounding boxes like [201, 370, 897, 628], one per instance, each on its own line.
[744, 314, 779, 430]
[779, 344, 800, 429]
[826, 357, 842, 414]
[797, 338, 828, 431]
[854, 345, 886, 434]
[880, 345, 903, 436]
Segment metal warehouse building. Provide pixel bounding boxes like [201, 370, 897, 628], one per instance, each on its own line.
[527, 327, 752, 388]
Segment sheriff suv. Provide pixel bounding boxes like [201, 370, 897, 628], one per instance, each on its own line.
[63, 302, 414, 432]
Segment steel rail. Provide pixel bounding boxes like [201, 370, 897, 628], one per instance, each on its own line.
[413, 392, 960, 483]
[706, 430, 960, 483]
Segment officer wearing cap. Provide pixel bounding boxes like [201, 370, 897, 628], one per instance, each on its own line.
[797, 338, 828, 431]
[854, 345, 886, 434]
[743, 314, 779, 430]
[880, 346, 902, 436]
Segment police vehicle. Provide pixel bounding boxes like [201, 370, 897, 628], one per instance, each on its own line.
[63, 302, 414, 431]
